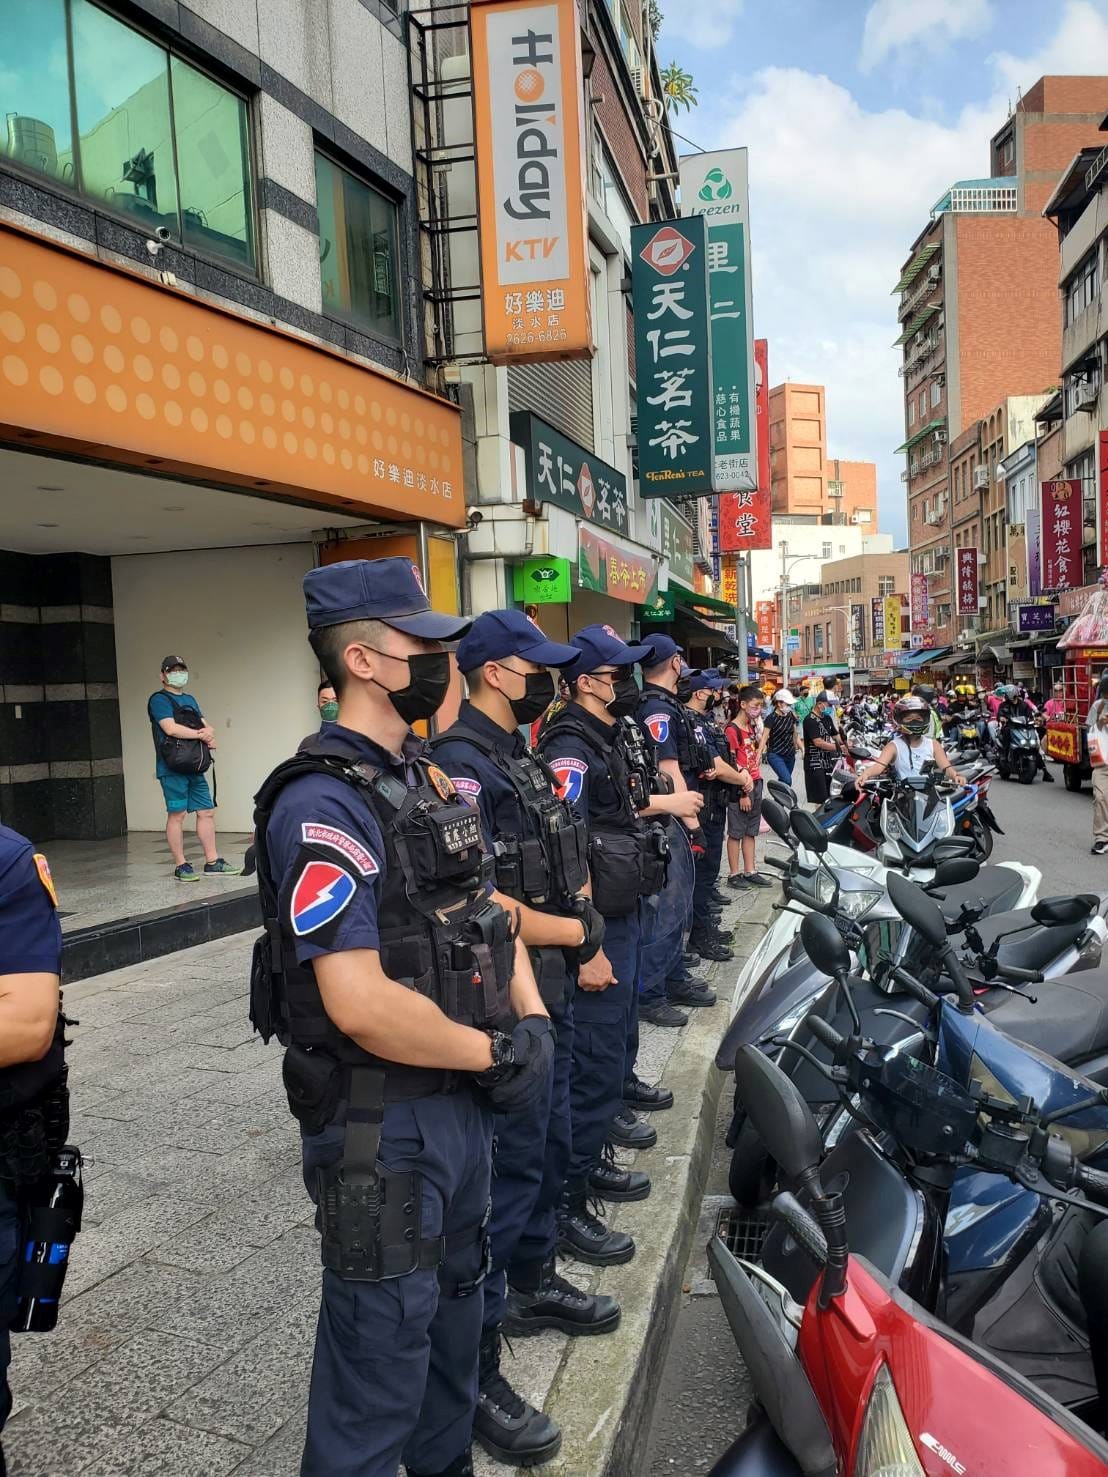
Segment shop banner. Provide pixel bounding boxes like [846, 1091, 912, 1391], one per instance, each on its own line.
[1016, 602, 1057, 633]
[956, 545, 979, 616]
[756, 599, 776, 647]
[871, 595, 884, 646]
[719, 556, 738, 606]
[510, 411, 628, 531]
[883, 594, 904, 650]
[470, 0, 593, 364]
[1041, 479, 1082, 594]
[631, 216, 714, 497]
[1099, 431, 1108, 567]
[677, 149, 756, 492]
[850, 602, 864, 653]
[660, 502, 695, 587]
[577, 526, 654, 603]
[1026, 503, 1042, 597]
[718, 338, 771, 551]
[512, 556, 572, 603]
[910, 571, 929, 630]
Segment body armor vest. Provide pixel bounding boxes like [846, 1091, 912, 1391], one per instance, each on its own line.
[430, 724, 587, 909]
[250, 750, 515, 1097]
[639, 687, 711, 776]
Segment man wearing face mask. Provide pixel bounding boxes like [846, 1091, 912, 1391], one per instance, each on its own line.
[537, 626, 703, 1264]
[249, 559, 552, 1477]
[432, 611, 620, 1469]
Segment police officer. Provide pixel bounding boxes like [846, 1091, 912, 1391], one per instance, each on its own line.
[250, 558, 554, 1477]
[0, 826, 66, 1477]
[433, 611, 620, 1467]
[537, 626, 702, 1263]
[688, 670, 750, 931]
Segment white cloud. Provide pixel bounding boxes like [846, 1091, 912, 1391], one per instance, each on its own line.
[663, 0, 745, 51]
[860, 0, 994, 73]
[698, 1, 1108, 541]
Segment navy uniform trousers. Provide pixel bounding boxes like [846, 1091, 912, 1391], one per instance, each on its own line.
[0, 1182, 18, 1456]
[483, 948, 574, 1332]
[691, 793, 725, 934]
[639, 821, 694, 1007]
[568, 909, 641, 1183]
[301, 1091, 492, 1477]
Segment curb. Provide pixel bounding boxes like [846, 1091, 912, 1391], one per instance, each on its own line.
[537, 888, 776, 1477]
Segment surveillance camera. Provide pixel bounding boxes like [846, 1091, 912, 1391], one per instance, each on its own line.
[466, 509, 483, 531]
[155, 225, 172, 242]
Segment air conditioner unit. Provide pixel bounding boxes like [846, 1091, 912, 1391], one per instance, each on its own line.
[973, 466, 989, 490]
[914, 331, 925, 347]
[1076, 381, 1099, 410]
[928, 263, 941, 282]
[630, 65, 645, 95]
[933, 427, 948, 445]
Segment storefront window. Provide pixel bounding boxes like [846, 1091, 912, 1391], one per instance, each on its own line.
[1, 0, 254, 271]
[315, 152, 400, 341]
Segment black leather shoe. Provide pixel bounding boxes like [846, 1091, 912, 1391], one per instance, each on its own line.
[473, 1330, 562, 1467]
[589, 1149, 651, 1202]
[505, 1258, 621, 1336]
[556, 1187, 635, 1265]
[710, 887, 729, 906]
[623, 1075, 674, 1111]
[668, 980, 717, 1007]
[682, 950, 701, 966]
[689, 935, 734, 962]
[608, 1105, 658, 1149]
[639, 1000, 689, 1027]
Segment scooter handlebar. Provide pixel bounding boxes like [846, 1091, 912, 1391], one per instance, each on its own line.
[1077, 1164, 1108, 1206]
[992, 962, 1045, 985]
[807, 1015, 846, 1055]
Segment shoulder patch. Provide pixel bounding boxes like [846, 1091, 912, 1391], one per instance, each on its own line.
[425, 764, 456, 800]
[300, 823, 380, 877]
[290, 859, 358, 936]
[33, 853, 58, 908]
[551, 756, 587, 804]
[645, 714, 670, 744]
[451, 776, 482, 799]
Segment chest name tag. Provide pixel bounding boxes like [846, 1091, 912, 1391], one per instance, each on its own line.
[431, 807, 482, 856]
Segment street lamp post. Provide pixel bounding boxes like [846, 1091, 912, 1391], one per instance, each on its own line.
[779, 541, 820, 689]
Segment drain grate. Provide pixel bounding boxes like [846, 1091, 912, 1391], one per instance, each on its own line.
[716, 1205, 770, 1262]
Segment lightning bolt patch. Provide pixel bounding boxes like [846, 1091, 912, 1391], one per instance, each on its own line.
[289, 859, 357, 937]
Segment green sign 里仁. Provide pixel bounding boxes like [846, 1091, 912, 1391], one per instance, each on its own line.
[631, 216, 715, 498]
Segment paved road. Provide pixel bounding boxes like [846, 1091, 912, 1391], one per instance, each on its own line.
[642, 760, 1097, 1473]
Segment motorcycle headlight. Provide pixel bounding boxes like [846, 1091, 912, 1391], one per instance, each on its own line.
[934, 805, 954, 840]
[882, 806, 903, 842]
[853, 1363, 925, 1476]
[839, 886, 883, 920]
[814, 870, 838, 906]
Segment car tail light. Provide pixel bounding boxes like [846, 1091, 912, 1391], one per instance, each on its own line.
[853, 1363, 924, 1476]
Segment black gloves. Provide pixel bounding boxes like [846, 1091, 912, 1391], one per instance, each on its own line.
[475, 1016, 555, 1114]
[567, 897, 606, 965]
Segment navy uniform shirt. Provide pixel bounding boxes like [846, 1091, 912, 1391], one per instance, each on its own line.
[0, 825, 62, 976]
[537, 702, 626, 826]
[267, 723, 423, 965]
[638, 685, 699, 789]
[433, 700, 531, 853]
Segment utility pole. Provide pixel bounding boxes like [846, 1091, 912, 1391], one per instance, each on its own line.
[736, 552, 750, 683]
[779, 540, 789, 689]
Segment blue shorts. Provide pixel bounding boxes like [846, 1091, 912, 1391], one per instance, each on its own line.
[159, 773, 214, 813]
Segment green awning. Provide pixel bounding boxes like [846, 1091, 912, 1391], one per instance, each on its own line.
[895, 418, 945, 454]
[676, 589, 736, 620]
[892, 243, 938, 295]
[893, 301, 940, 346]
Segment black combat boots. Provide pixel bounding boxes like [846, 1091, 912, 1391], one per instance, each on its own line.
[504, 1256, 621, 1336]
[588, 1141, 651, 1202]
[472, 1328, 562, 1467]
[556, 1182, 635, 1265]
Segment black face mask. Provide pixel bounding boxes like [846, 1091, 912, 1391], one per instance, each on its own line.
[607, 674, 640, 718]
[704, 695, 717, 712]
[504, 669, 555, 725]
[675, 673, 693, 703]
[370, 649, 451, 724]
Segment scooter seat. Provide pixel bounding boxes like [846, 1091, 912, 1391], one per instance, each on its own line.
[932, 866, 1026, 925]
[985, 969, 1108, 1066]
[970, 908, 1091, 972]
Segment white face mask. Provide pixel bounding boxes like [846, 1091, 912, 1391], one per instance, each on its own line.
[166, 670, 189, 689]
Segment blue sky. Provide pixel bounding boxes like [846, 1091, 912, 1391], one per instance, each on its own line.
[659, 0, 1108, 543]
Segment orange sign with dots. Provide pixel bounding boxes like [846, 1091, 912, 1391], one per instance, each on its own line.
[0, 224, 465, 527]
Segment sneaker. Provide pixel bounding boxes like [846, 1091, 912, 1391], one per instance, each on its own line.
[727, 872, 751, 889]
[174, 863, 200, 882]
[505, 1258, 621, 1337]
[473, 1329, 562, 1467]
[556, 1187, 635, 1265]
[588, 1144, 651, 1202]
[608, 1105, 658, 1150]
[623, 1075, 674, 1111]
[744, 872, 773, 888]
[638, 1000, 689, 1028]
[203, 858, 242, 876]
[1092, 841, 1108, 856]
[668, 980, 717, 1008]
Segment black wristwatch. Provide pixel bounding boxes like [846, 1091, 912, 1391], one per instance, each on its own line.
[477, 1030, 516, 1084]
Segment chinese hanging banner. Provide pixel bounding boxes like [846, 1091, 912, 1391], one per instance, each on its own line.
[956, 545, 979, 615]
[719, 556, 738, 606]
[717, 338, 771, 551]
[631, 216, 714, 497]
[577, 526, 655, 603]
[849, 602, 864, 653]
[1041, 479, 1082, 593]
[910, 571, 929, 629]
[883, 594, 904, 649]
[756, 600, 776, 647]
[677, 149, 756, 492]
[1026, 503, 1042, 597]
[510, 411, 628, 531]
[470, 0, 593, 364]
[1099, 432, 1108, 568]
[871, 596, 884, 646]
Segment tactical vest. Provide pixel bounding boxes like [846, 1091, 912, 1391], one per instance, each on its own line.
[250, 750, 515, 1107]
[618, 714, 671, 802]
[537, 709, 668, 916]
[0, 1016, 69, 1186]
[639, 687, 711, 777]
[430, 724, 587, 909]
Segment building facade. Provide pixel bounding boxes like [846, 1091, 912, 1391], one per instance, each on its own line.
[768, 382, 827, 517]
[827, 457, 878, 530]
[791, 548, 909, 675]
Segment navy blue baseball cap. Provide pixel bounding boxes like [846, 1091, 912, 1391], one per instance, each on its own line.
[689, 668, 726, 691]
[455, 610, 580, 674]
[563, 623, 653, 678]
[640, 634, 684, 668]
[303, 557, 471, 640]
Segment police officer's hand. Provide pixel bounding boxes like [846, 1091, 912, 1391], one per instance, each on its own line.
[568, 897, 605, 965]
[578, 947, 616, 991]
[475, 1016, 554, 1114]
[667, 790, 704, 822]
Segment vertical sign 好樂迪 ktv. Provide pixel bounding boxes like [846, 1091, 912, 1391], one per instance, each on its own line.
[631, 216, 715, 497]
[470, 0, 593, 363]
[956, 545, 979, 616]
[1040, 479, 1082, 594]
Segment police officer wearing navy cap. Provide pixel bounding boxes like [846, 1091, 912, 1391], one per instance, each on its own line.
[433, 611, 620, 1468]
[687, 669, 750, 944]
[537, 625, 702, 1264]
[0, 826, 67, 1477]
[249, 558, 554, 1477]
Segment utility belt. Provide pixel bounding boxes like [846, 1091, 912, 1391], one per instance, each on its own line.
[492, 818, 587, 910]
[589, 819, 670, 917]
[529, 944, 574, 1009]
[0, 1069, 70, 1190]
[311, 1065, 489, 1292]
[282, 1043, 461, 1140]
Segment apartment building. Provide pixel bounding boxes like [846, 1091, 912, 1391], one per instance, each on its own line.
[826, 457, 878, 530]
[791, 548, 909, 672]
[768, 382, 826, 516]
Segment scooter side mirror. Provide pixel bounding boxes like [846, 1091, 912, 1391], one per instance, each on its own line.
[760, 796, 793, 845]
[734, 1044, 824, 1184]
[886, 870, 949, 948]
[930, 858, 980, 887]
[800, 912, 851, 979]
[790, 809, 829, 854]
[1031, 894, 1098, 927]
